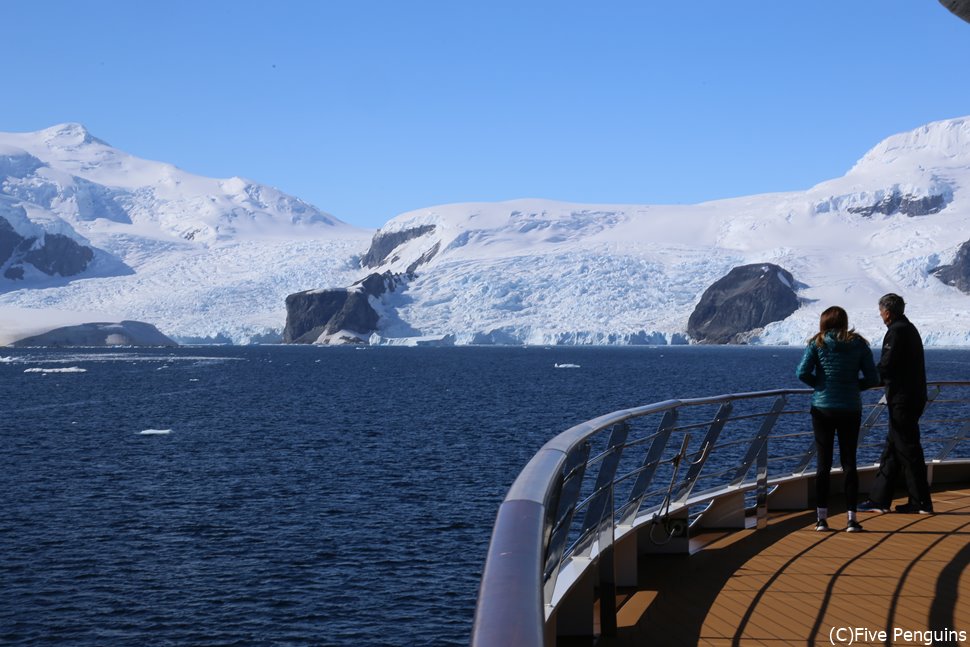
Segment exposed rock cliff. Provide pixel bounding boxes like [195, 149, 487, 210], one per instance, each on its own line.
[688, 264, 800, 343]
[283, 271, 402, 344]
[846, 190, 948, 217]
[360, 225, 436, 269]
[0, 215, 95, 280]
[0, 216, 20, 268]
[932, 239, 970, 293]
[11, 320, 176, 347]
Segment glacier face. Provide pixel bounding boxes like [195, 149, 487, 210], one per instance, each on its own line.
[2, 117, 970, 346]
[362, 116, 970, 347]
[0, 124, 371, 344]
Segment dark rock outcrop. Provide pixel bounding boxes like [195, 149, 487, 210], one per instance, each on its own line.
[0, 216, 19, 266]
[0, 216, 95, 279]
[12, 321, 177, 347]
[0, 148, 45, 178]
[24, 233, 94, 276]
[360, 225, 436, 268]
[847, 191, 947, 217]
[688, 264, 800, 344]
[283, 271, 402, 344]
[932, 239, 970, 293]
[406, 241, 440, 275]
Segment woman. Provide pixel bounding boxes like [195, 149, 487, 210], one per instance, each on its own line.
[796, 306, 879, 532]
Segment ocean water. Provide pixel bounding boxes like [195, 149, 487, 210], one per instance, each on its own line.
[2, 345, 968, 646]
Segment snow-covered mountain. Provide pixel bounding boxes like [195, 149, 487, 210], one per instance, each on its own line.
[0, 124, 370, 344]
[2, 117, 970, 346]
[357, 116, 970, 346]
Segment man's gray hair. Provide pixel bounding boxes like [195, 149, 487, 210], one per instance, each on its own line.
[879, 293, 906, 317]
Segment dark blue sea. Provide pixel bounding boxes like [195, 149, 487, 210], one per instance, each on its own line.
[2, 345, 969, 646]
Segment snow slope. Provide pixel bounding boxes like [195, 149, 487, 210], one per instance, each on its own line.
[2, 117, 970, 346]
[365, 116, 970, 346]
[0, 124, 370, 344]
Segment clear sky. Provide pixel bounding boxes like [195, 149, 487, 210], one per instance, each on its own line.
[4, 1, 969, 229]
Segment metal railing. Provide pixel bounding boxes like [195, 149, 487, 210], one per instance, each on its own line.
[470, 381, 970, 647]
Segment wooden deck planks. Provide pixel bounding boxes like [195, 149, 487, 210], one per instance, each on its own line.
[591, 485, 970, 646]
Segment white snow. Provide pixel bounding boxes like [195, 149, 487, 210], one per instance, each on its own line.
[0, 123, 372, 344]
[358, 116, 970, 347]
[3, 117, 970, 346]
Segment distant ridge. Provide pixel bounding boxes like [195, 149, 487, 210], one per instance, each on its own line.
[4, 117, 970, 346]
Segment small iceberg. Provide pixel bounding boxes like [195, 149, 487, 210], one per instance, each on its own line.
[138, 429, 172, 435]
[24, 367, 87, 373]
[554, 363, 581, 369]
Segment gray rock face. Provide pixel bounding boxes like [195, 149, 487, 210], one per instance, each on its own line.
[283, 271, 401, 344]
[847, 191, 947, 217]
[12, 321, 177, 347]
[0, 216, 19, 266]
[283, 289, 352, 343]
[0, 216, 95, 279]
[932, 239, 970, 292]
[688, 264, 800, 343]
[24, 234, 95, 275]
[0, 148, 45, 178]
[360, 225, 436, 268]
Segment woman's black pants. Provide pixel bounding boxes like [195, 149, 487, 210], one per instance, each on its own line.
[811, 407, 862, 512]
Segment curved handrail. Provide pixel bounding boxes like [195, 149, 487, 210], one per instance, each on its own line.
[471, 381, 970, 646]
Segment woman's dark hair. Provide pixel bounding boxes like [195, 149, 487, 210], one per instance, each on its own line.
[811, 305, 868, 347]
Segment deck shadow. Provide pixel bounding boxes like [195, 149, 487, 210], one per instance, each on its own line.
[611, 511, 817, 646]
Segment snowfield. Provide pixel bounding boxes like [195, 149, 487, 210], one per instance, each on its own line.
[2, 117, 970, 346]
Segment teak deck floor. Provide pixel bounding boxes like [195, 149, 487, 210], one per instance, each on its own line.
[591, 485, 970, 646]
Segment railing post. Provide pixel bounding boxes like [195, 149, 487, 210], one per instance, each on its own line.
[672, 402, 733, 504]
[730, 396, 786, 487]
[618, 410, 677, 526]
[542, 442, 590, 608]
[756, 433, 768, 529]
[575, 423, 629, 557]
[598, 482, 617, 637]
[854, 394, 888, 451]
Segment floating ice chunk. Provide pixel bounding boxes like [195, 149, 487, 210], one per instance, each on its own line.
[24, 367, 87, 373]
[139, 429, 172, 435]
[554, 363, 581, 369]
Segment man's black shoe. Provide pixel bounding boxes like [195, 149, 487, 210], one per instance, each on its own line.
[894, 502, 933, 514]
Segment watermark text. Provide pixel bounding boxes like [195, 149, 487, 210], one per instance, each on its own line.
[829, 626, 967, 645]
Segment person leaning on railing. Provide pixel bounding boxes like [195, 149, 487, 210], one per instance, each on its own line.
[796, 306, 880, 533]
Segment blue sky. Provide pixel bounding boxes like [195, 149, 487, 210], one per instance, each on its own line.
[4, 1, 969, 228]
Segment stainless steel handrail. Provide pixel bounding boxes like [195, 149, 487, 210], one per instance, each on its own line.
[470, 382, 970, 647]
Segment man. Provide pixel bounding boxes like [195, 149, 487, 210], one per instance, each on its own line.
[858, 293, 933, 514]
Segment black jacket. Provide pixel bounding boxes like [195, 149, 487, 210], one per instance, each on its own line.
[878, 315, 927, 407]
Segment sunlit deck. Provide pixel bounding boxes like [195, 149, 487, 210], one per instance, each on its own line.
[471, 385, 970, 647]
[594, 484, 970, 646]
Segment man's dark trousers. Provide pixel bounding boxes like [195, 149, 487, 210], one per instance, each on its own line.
[868, 401, 932, 509]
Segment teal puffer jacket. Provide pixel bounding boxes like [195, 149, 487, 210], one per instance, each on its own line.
[796, 333, 879, 411]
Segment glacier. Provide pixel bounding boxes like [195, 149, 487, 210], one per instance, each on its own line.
[0, 123, 371, 344]
[2, 117, 970, 346]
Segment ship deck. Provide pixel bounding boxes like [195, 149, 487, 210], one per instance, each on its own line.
[584, 484, 970, 646]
